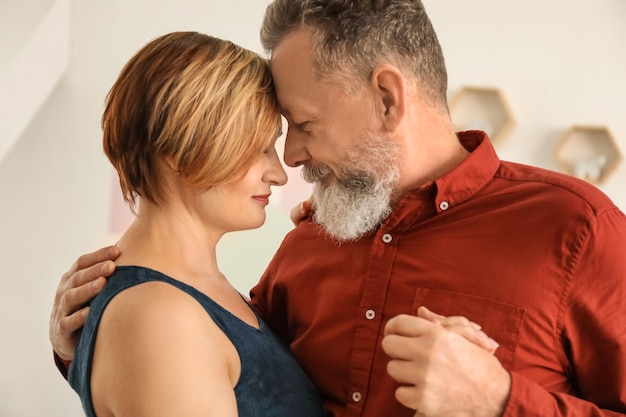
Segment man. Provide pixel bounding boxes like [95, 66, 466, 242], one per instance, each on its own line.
[50, 1, 626, 416]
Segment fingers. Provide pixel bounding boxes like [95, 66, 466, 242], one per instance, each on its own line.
[416, 305, 446, 323]
[387, 355, 422, 385]
[384, 314, 431, 337]
[418, 306, 499, 352]
[382, 332, 421, 360]
[302, 195, 313, 211]
[382, 314, 435, 362]
[290, 195, 314, 225]
[49, 247, 119, 361]
[60, 274, 107, 315]
[395, 385, 422, 411]
[71, 245, 120, 276]
[290, 203, 307, 225]
[58, 306, 91, 336]
[57, 246, 118, 301]
[443, 322, 499, 353]
[52, 304, 89, 361]
[58, 252, 114, 314]
[417, 306, 480, 329]
[65, 260, 116, 293]
[388, 308, 499, 354]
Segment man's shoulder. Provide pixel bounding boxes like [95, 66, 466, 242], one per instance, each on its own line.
[496, 160, 619, 214]
[271, 219, 346, 263]
[282, 218, 329, 244]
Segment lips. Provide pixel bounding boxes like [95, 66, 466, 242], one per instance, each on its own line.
[252, 194, 271, 205]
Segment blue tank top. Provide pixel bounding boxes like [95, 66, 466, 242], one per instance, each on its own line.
[68, 266, 325, 417]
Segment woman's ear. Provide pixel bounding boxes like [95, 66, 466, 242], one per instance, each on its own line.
[371, 64, 406, 132]
[162, 156, 180, 176]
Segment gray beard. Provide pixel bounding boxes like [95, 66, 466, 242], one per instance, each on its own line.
[302, 137, 400, 242]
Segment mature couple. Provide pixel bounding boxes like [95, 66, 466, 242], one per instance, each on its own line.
[48, 1, 626, 416]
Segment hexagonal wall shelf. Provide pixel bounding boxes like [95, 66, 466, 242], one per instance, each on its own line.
[449, 86, 516, 148]
[555, 125, 622, 185]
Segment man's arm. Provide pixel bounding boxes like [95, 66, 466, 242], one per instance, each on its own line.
[49, 245, 120, 376]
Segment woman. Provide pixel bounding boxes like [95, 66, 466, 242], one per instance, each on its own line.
[68, 31, 325, 417]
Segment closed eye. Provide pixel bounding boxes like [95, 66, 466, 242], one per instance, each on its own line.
[263, 136, 281, 154]
[296, 121, 312, 131]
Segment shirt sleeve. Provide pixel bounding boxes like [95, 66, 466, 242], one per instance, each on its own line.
[248, 244, 290, 344]
[248, 267, 271, 323]
[53, 351, 71, 380]
[503, 206, 626, 416]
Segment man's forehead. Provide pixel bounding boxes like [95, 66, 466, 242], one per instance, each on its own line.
[278, 101, 317, 121]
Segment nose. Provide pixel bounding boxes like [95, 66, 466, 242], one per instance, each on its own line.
[283, 126, 311, 168]
[269, 149, 288, 186]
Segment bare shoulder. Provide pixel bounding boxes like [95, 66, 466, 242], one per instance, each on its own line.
[96, 280, 233, 362]
[104, 280, 208, 324]
[91, 281, 239, 417]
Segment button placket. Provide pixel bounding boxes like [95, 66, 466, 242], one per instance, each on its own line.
[346, 228, 396, 414]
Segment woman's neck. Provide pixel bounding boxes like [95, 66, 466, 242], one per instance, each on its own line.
[114, 204, 224, 286]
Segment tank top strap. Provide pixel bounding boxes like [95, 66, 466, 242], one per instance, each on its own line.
[109, 266, 263, 337]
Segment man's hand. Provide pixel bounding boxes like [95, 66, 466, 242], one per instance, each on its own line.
[49, 246, 120, 361]
[382, 309, 511, 417]
[416, 306, 499, 354]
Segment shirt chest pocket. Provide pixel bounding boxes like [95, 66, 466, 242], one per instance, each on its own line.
[376, 282, 525, 369]
[409, 288, 525, 370]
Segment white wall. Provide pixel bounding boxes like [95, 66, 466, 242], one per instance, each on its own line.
[0, 1, 624, 416]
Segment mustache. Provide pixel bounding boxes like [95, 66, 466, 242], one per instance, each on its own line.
[302, 165, 374, 191]
[302, 165, 332, 183]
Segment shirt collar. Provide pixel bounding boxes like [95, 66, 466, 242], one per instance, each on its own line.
[433, 130, 500, 211]
[383, 130, 500, 231]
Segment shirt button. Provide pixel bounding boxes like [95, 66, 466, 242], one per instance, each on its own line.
[365, 309, 376, 320]
[439, 201, 449, 211]
[382, 233, 392, 243]
[352, 391, 362, 402]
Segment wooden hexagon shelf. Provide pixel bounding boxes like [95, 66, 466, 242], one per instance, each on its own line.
[449, 86, 516, 148]
[555, 125, 622, 185]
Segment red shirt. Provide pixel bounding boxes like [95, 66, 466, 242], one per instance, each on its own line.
[250, 131, 626, 417]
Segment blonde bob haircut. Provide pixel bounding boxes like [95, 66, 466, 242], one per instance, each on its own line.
[103, 31, 282, 210]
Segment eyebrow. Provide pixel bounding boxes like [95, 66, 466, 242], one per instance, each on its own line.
[280, 107, 317, 122]
[278, 96, 318, 121]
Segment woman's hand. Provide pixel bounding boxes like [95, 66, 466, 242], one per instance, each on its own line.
[290, 195, 314, 226]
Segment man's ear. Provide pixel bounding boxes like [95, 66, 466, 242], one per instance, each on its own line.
[371, 64, 406, 132]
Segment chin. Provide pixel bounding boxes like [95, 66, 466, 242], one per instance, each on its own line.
[227, 212, 267, 233]
[230, 221, 265, 233]
[251, 220, 266, 229]
[249, 213, 267, 230]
